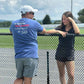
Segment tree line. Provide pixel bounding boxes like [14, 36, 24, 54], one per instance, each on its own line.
[0, 8, 84, 27]
[42, 8, 84, 24]
[0, 21, 11, 27]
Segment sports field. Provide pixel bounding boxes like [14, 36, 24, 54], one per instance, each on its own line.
[0, 28, 84, 50]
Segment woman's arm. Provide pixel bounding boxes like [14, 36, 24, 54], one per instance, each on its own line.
[47, 29, 67, 37]
[68, 17, 80, 34]
[39, 28, 67, 37]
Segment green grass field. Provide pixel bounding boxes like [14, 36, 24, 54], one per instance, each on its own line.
[0, 28, 84, 50]
[0, 28, 10, 33]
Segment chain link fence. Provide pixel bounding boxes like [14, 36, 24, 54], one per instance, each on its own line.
[0, 33, 84, 84]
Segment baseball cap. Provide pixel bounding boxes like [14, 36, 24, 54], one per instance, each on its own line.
[21, 5, 38, 14]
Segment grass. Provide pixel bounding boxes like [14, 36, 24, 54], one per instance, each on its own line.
[0, 28, 84, 50]
[0, 35, 14, 48]
[0, 28, 10, 33]
[0, 35, 84, 50]
[37, 36, 84, 50]
[38, 36, 59, 49]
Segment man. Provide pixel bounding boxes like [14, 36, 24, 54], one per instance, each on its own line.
[10, 5, 46, 84]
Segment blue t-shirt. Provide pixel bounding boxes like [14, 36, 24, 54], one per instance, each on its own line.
[10, 18, 43, 59]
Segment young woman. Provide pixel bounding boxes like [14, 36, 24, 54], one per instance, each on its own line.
[47, 11, 80, 84]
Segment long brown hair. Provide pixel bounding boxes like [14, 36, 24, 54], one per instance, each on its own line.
[58, 11, 73, 29]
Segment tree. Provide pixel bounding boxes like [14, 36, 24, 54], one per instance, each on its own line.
[78, 16, 84, 23]
[78, 8, 84, 23]
[78, 9, 84, 16]
[42, 14, 52, 24]
[0, 21, 11, 27]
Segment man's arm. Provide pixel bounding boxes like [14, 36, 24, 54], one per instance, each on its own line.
[39, 28, 47, 34]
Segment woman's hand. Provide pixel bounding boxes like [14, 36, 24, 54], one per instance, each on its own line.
[68, 17, 80, 34]
[58, 31, 68, 37]
[68, 17, 74, 23]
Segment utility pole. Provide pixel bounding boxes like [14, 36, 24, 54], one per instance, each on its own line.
[71, 0, 73, 13]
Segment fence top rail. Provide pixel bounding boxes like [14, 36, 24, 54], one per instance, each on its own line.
[0, 33, 84, 36]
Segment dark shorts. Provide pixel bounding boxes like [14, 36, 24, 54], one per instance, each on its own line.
[15, 58, 39, 78]
[55, 46, 75, 62]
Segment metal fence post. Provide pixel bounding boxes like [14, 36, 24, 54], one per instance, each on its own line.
[47, 51, 50, 84]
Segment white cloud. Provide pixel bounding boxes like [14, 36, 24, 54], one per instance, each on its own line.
[0, 7, 4, 11]
[9, 0, 17, 6]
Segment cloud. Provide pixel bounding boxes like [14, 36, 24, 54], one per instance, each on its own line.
[9, 0, 17, 7]
[0, 6, 5, 11]
[0, 0, 84, 20]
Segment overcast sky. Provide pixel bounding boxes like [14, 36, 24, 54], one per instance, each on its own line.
[0, 0, 83, 21]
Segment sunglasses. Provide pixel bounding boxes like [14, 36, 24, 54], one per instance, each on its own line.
[29, 12, 34, 15]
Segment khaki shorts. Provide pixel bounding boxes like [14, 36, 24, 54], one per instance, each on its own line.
[15, 58, 39, 78]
